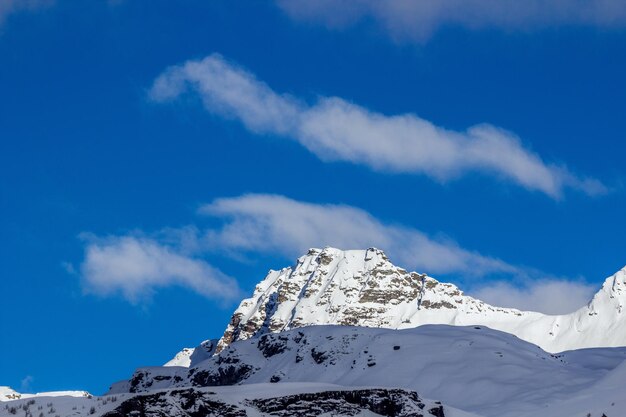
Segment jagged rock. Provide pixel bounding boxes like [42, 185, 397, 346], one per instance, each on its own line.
[249, 388, 443, 417]
[101, 387, 442, 417]
[102, 389, 246, 417]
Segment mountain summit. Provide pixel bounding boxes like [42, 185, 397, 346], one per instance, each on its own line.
[211, 247, 626, 354]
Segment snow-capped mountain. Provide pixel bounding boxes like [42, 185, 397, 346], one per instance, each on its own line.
[215, 247, 626, 354]
[110, 324, 626, 417]
[4, 247, 626, 417]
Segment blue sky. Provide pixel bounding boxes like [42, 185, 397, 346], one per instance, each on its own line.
[1, 0, 625, 395]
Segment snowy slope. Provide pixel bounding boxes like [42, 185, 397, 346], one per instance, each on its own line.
[216, 247, 626, 354]
[538, 359, 626, 417]
[163, 339, 217, 367]
[0, 386, 90, 402]
[6, 324, 624, 416]
[114, 324, 626, 417]
[0, 388, 20, 402]
[163, 347, 194, 367]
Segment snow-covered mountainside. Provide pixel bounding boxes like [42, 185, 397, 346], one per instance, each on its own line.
[215, 247, 626, 354]
[0, 386, 90, 402]
[4, 325, 624, 416]
[110, 325, 626, 417]
[0, 388, 20, 402]
[164, 339, 218, 367]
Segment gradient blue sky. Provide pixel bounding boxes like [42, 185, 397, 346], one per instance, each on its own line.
[1, 0, 625, 395]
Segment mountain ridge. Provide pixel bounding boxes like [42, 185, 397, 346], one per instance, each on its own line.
[201, 247, 626, 355]
[115, 324, 626, 417]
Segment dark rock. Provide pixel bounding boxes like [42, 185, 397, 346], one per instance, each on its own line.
[191, 364, 254, 387]
[429, 405, 446, 417]
[250, 388, 444, 417]
[102, 389, 246, 417]
[257, 334, 289, 358]
[310, 348, 328, 364]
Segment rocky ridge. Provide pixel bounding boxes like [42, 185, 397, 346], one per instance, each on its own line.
[101, 387, 444, 417]
[211, 247, 626, 354]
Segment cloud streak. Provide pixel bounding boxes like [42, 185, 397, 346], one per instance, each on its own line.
[276, 0, 626, 42]
[471, 279, 596, 315]
[200, 193, 517, 277]
[79, 235, 241, 304]
[150, 54, 605, 198]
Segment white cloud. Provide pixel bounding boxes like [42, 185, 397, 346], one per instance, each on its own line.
[200, 193, 518, 277]
[150, 54, 605, 198]
[0, 0, 52, 27]
[149, 55, 301, 136]
[471, 279, 595, 315]
[276, 0, 626, 42]
[79, 235, 241, 304]
[200, 193, 595, 313]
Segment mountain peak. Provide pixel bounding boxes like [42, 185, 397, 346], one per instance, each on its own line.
[208, 248, 626, 354]
[298, 247, 392, 269]
[215, 247, 482, 353]
[587, 266, 626, 315]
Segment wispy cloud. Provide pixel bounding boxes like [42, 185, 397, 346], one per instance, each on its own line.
[276, 0, 626, 42]
[200, 193, 517, 277]
[0, 0, 52, 27]
[19, 375, 34, 393]
[471, 279, 596, 315]
[149, 54, 605, 199]
[79, 234, 241, 304]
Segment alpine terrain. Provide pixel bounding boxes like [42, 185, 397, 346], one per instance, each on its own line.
[3, 247, 626, 417]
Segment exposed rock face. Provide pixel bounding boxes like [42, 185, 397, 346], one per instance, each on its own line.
[215, 247, 626, 353]
[102, 389, 246, 417]
[249, 389, 443, 417]
[101, 387, 443, 417]
[217, 247, 470, 353]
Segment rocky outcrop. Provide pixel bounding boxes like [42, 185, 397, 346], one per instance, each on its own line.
[102, 389, 246, 417]
[101, 387, 443, 417]
[249, 389, 444, 417]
